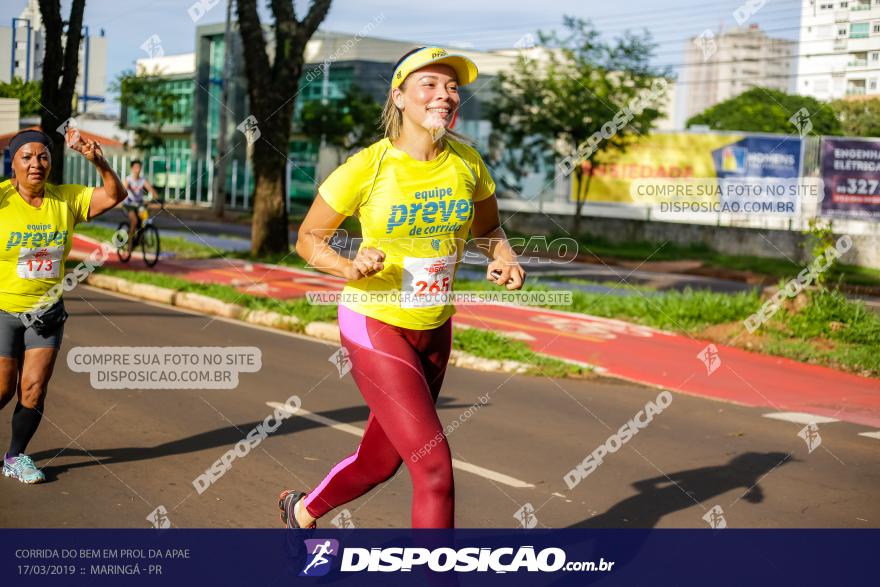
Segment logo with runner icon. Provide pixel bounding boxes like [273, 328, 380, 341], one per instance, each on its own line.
[300, 538, 340, 576]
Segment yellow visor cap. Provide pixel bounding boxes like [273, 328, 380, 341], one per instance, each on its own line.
[392, 47, 479, 89]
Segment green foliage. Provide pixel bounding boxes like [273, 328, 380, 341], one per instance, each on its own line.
[766, 289, 880, 376]
[298, 85, 382, 158]
[831, 97, 880, 137]
[451, 327, 590, 377]
[779, 289, 880, 347]
[510, 229, 880, 288]
[0, 78, 42, 117]
[801, 218, 837, 288]
[112, 68, 178, 150]
[454, 279, 761, 332]
[686, 87, 841, 134]
[487, 15, 670, 200]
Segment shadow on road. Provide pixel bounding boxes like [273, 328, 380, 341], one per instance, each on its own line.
[31, 397, 478, 481]
[567, 451, 794, 529]
[540, 452, 795, 586]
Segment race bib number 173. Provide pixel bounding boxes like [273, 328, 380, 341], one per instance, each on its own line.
[17, 246, 64, 279]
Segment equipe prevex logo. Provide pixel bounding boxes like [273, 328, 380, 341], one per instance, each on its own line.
[300, 539, 340, 577]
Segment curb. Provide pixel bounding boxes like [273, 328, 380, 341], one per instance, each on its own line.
[174, 292, 245, 320]
[305, 321, 341, 342]
[83, 275, 540, 376]
[85, 274, 128, 292]
[116, 281, 177, 305]
[243, 309, 302, 331]
[449, 350, 530, 374]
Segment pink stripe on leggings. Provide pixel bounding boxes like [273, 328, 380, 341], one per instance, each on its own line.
[338, 305, 373, 349]
[304, 445, 361, 512]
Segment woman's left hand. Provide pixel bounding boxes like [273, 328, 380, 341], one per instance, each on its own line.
[67, 129, 104, 163]
[486, 259, 526, 290]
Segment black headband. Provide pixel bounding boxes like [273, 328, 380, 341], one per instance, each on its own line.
[392, 46, 427, 74]
[9, 129, 52, 160]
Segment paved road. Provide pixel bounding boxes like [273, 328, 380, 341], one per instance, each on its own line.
[1, 288, 877, 529]
[73, 233, 880, 429]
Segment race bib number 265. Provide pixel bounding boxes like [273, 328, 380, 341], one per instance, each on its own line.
[17, 246, 63, 279]
[402, 254, 456, 308]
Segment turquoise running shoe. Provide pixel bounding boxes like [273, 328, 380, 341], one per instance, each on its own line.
[2, 454, 46, 484]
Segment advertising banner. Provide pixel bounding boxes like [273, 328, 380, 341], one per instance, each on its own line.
[572, 133, 807, 216]
[819, 137, 880, 219]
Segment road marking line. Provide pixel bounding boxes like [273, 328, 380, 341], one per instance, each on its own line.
[762, 412, 840, 425]
[272, 403, 364, 437]
[858, 431, 880, 440]
[267, 402, 535, 489]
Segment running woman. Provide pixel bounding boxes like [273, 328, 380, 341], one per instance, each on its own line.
[122, 159, 159, 253]
[0, 129, 127, 483]
[281, 47, 526, 528]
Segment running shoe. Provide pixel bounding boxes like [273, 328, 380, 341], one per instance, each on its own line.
[279, 490, 317, 528]
[2, 454, 46, 484]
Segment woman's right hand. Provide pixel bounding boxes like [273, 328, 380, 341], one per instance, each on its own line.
[343, 247, 385, 280]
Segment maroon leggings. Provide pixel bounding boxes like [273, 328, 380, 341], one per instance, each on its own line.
[302, 305, 454, 528]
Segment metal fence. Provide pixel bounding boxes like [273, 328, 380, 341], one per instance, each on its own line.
[63, 154, 317, 210]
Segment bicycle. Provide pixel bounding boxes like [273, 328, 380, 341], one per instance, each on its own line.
[117, 199, 164, 267]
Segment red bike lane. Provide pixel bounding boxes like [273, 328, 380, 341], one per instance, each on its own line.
[453, 304, 880, 428]
[73, 235, 880, 429]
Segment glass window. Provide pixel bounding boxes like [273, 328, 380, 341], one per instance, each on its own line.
[850, 22, 870, 37]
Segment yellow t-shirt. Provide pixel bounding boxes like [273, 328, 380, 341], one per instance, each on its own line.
[0, 180, 94, 313]
[319, 137, 496, 330]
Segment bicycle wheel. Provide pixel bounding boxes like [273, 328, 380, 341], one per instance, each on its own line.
[116, 222, 132, 263]
[141, 225, 161, 267]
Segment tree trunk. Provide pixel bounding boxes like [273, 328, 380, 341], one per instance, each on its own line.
[572, 163, 594, 236]
[38, 0, 86, 185]
[236, 0, 332, 256]
[250, 120, 291, 256]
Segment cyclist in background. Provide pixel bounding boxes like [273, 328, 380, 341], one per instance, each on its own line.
[122, 160, 159, 253]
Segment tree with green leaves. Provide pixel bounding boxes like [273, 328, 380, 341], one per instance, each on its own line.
[687, 87, 841, 135]
[38, 0, 85, 184]
[487, 16, 670, 234]
[831, 98, 880, 137]
[113, 69, 178, 151]
[298, 85, 382, 168]
[236, 0, 332, 256]
[0, 78, 42, 117]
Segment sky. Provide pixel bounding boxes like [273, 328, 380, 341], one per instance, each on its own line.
[2, 0, 803, 104]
